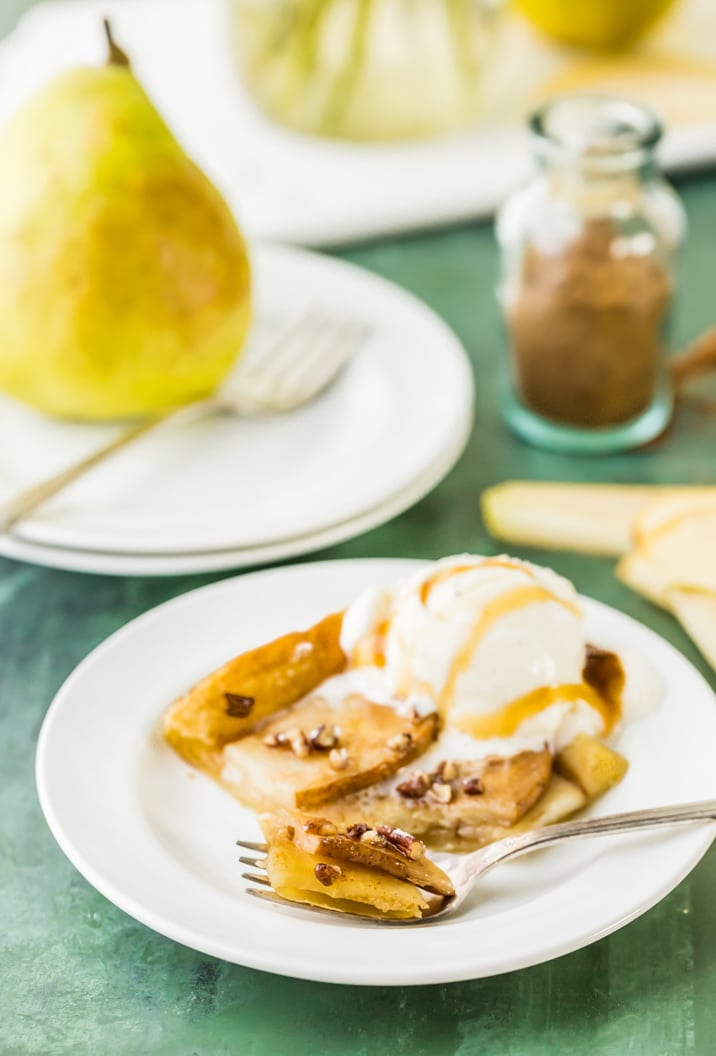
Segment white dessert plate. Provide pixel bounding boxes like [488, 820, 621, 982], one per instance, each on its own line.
[0, 423, 470, 575]
[36, 558, 716, 985]
[0, 244, 473, 562]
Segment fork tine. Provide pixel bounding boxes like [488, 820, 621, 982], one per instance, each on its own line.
[267, 313, 342, 387]
[235, 839, 268, 852]
[242, 870, 271, 888]
[247, 888, 308, 909]
[234, 313, 369, 413]
[277, 322, 361, 392]
[238, 855, 267, 868]
[236, 313, 329, 388]
[269, 319, 367, 410]
[249, 314, 340, 397]
[280, 317, 360, 383]
[245, 886, 443, 925]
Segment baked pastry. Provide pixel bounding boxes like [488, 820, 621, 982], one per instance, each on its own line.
[163, 555, 657, 908]
[259, 811, 453, 919]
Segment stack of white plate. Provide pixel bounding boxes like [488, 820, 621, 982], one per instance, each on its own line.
[0, 246, 474, 575]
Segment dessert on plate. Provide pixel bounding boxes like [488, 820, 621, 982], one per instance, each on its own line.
[163, 554, 658, 916]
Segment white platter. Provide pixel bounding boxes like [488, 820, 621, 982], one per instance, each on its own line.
[0, 243, 473, 569]
[36, 558, 716, 985]
[3, 0, 716, 246]
[0, 426, 469, 575]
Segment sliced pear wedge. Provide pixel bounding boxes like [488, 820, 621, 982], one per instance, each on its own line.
[615, 493, 716, 673]
[482, 482, 667, 555]
[632, 491, 716, 544]
[616, 550, 673, 607]
[667, 588, 716, 672]
[263, 811, 454, 897]
[163, 610, 346, 767]
[482, 482, 716, 556]
[618, 504, 716, 602]
[221, 693, 438, 813]
[554, 733, 629, 799]
[259, 822, 431, 919]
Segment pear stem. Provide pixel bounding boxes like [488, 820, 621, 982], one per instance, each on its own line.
[103, 18, 131, 68]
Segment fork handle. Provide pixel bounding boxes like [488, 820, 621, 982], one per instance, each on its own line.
[461, 799, 716, 885]
[0, 397, 216, 534]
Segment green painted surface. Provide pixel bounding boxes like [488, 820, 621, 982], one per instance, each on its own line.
[2, 3, 716, 1054]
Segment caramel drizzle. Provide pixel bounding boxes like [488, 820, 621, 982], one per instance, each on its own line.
[453, 683, 613, 739]
[350, 564, 623, 740]
[453, 644, 624, 740]
[418, 558, 535, 607]
[350, 619, 389, 668]
[437, 585, 582, 717]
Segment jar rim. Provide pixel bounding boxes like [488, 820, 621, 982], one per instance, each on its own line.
[529, 94, 663, 167]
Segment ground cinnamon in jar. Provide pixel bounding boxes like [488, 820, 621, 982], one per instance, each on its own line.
[506, 219, 672, 428]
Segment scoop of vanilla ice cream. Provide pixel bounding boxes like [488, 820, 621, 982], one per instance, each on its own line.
[341, 555, 587, 738]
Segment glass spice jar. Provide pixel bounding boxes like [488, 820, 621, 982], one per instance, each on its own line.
[496, 94, 686, 453]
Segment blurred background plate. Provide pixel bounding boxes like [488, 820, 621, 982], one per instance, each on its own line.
[0, 243, 474, 563]
[2, 0, 716, 246]
[0, 417, 470, 575]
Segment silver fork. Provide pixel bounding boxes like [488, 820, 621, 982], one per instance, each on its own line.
[0, 312, 369, 534]
[238, 799, 716, 926]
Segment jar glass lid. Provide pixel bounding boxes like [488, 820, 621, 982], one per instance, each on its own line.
[530, 94, 663, 167]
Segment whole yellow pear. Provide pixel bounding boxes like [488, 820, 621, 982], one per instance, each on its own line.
[0, 22, 251, 420]
[517, 0, 679, 49]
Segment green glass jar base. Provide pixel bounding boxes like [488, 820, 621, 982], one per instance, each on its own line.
[501, 385, 673, 455]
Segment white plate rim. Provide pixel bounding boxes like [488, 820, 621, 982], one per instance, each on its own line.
[4, 243, 475, 557]
[35, 558, 716, 985]
[0, 404, 471, 575]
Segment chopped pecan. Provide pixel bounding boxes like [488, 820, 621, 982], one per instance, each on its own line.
[429, 781, 453, 804]
[346, 823, 371, 840]
[303, 819, 338, 836]
[386, 731, 413, 753]
[314, 862, 342, 887]
[376, 825, 425, 860]
[456, 824, 484, 840]
[396, 771, 430, 799]
[328, 747, 350, 771]
[224, 692, 255, 718]
[462, 777, 484, 796]
[434, 759, 458, 783]
[359, 829, 387, 847]
[309, 723, 340, 750]
[262, 732, 288, 748]
[288, 729, 310, 759]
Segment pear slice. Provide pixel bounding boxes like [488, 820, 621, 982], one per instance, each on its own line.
[482, 482, 662, 555]
[319, 748, 554, 847]
[616, 550, 673, 607]
[616, 495, 716, 673]
[504, 774, 587, 834]
[617, 505, 716, 602]
[667, 588, 716, 672]
[163, 611, 346, 774]
[632, 491, 716, 544]
[482, 482, 716, 556]
[221, 693, 438, 813]
[262, 811, 454, 897]
[259, 819, 431, 919]
[554, 733, 629, 799]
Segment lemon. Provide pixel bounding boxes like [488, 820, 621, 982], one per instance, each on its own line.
[517, 0, 680, 49]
